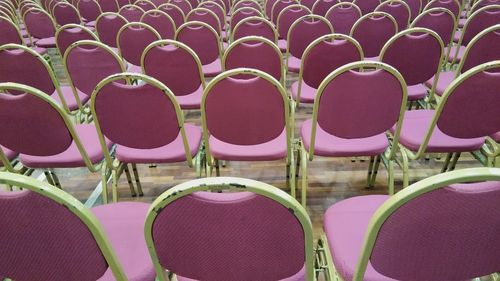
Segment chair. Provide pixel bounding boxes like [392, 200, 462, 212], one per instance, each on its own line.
[140, 9, 176, 38]
[169, 0, 192, 15]
[90, 73, 202, 202]
[424, 0, 461, 18]
[23, 7, 58, 48]
[223, 36, 284, 85]
[0, 171, 156, 281]
[176, 21, 223, 77]
[402, 0, 422, 20]
[271, 0, 298, 23]
[77, 0, 102, 23]
[55, 23, 98, 56]
[291, 33, 363, 107]
[144, 176, 315, 281]
[410, 7, 456, 55]
[230, 16, 278, 43]
[186, 7, 222, 35]
[391, 60, 500, 186]
[201, 68, 295, 194]
[232, 0, 261, 13]
[319, 167, 500, 281]
[0, 15, 48, 55]
[350, 11, 398, 60]
[184, 0, 198, 11]
[355, 0, 380, 14]
[299, 61, 408, 207]
[119, 3, 145, 21]
[142, 39, 205, 109]
[198, 1, 226, 30]
[95, 12, 128, 48]
[134, 0, 156, 10]
[157, 3, 185, 28]
[97, 0, 119, 11]
[116, 0, 130, 8]
[312, 0, 338, 16]
[325, 2, 362, 34]
[380, 28, 444, 106]
[230, 6, 262, 31]
[375, 0, 411, 31]
[276, 4, 311, 50]
[52, 2, 83, 26]
[286, 14, 333, 72]
[117, 22, 161, 72]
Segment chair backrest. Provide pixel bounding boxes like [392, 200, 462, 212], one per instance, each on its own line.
[325, 2, 362, 34]
[47, 0, 62, 15]
[402, 0, 421, 19]
[470, 0, 499, 14]
[169, 0, 192, 15]
[52, 2, 82, 25]
[117, 21, 161, 66]
[142, 39, 204, 96]
[0, 171, 127, 281]
[271, 0, 297, 23]
[375, 0, 411, 30]
[355, 0, 380, 14]
[20, 2, 40, 17]
[119, 3, 145, 21]
[309, 61, 407, 155]
[287, 14, 333, 59]
[380, 28, 443, 87]
[223, 36, 284, 84]
[64, 40, 126, 99]
[77, 0, 102, 21]
[134, 0, 156, 10]
[0, 15, 23, 45]
[158, 3, 185, 28]
[350, 11, 398, 58]
[230, 6, 262, 30]
[232, 0, 261, 13]
[231, 16, 277, 42]
[23, 7, 56, 39]
[175, 21, 221, 65]
[145, 176, 314, 281]
[353, 167, 500, 281]
[184, 0, 198, 11]
[198, 1, 225, 28]
[459, 5, 500, 46]
[277, 4, 311, 39]
[410, 7, 456, 47]
[457, 24, 500, 74]
[187, 7, 221, 34]
[265, 0, 278, 17]
[424, 0, 460, 18]
[97, 0, 119, 12]
[56, 23, 98, 56]
[95, 12, 128, 47]
[140, 9, 176, 38]
[312, 0, 337, 16]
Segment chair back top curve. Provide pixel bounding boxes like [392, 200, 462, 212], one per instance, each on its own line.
[175, 21, 222, 65]
[23, 7, 57, 39]
[325, 2, 362, 34]
[374, 0, 411, 30]
[459, 4, 500, 46]
[96, 12, 128, 47]
[56, 23, 98, 56]
[350, 11, 398, 58]
[140, 9, 176, 38]
[157, 3, 185, 28]
[410, 7, 456, 47]
[231, 16, 278, 42]
[276, 4, 311, 39]
[457, 24, 500, 74]
[117, 21, 161, 66]
[0, 15, 24, 45]
[287, 14, 333, 59]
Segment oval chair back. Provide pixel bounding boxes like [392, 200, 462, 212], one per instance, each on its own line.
[287, 14, 333, 60]
[52, 2, 82, 26]
[0, 16, 24, 45]
[375, 0, 411, 30]
[23, 8, 57, 40]
[276, 4, 311, 39]
[175, 21, 221, 66]
[231, 16, 277, 42]
[410, 7, 456, 47]
[117, 22, 161, 67]
[350, 11, 398, 58]
[55, 23, 98, 56]
[140, 9, 176, 38]
[77, 0, 102, 21]
[95, 12, 128, 47]
[157, 3, 185, 28]
[325, 2, 362, 34]
[118, 3, 145, 21]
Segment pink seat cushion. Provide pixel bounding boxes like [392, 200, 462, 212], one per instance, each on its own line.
[278, 39, 287, 52]
[209, 128, 287, 161]
[221, 30, 229, 41]
[490, 131, 500, 142]
[391, 109, 485, 153]
[458, 18, 466, 28]
[20, 124, 113, 168]
[301, 119, 389, 157]
[287, 55, 301, 73]
[20, 29, 29, 38]
[126, 63, 142, 74]
[324, 195, 394, 281]
[222, 41, 228, 50]
[364, 56, 380, 62]
[291, 79, 316, 103]
[447, 45, 465, 63]
[176, 84, 203, 110]
[407, 84, 428, 101]
[202, 58, 222, 77]
[115, 123, 202, 163]
[176, 265, 306, 281]
[453, 29, 461, 43]
[35, 37, 56, 48]
[85, 20, 96, 27]
[425, 71, 454, 96]
[0, 146, 18, 167]
[92, 202, 156, 281]
[33, 46, 48, 56]
[52, 86, 91, 111]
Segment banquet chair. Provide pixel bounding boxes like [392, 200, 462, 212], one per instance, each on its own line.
[117, 21, 161, 73]
[95, 12, 128, 49]
[276, 4, 311, 50]
[325, 2, 362, 34]
[157, 3, 185, 28]
[374, 0, 411, 31]
[140, 9, 176, 38]
[55, 23, 98, 56]
[230, 16, 278, 42]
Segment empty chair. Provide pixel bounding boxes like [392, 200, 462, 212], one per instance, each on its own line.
[142, 39, 205, 109]
[187, 7, 222, 35]
[231, 16, 278, 43]
[119, 3, 145, 21]
[410, 7, 456, 53]
[271, 0, 297, 23]
[286, 14, 333, 72]
[134, 0, 156, 10]
[402, 0, 422, 20]
[0, 15, 47, 55]
[350, 11, 398, 60]
[320, 167, 500, 281]
[140, 9, 176, 38]
[201, 68, 295, 194]
[325, 2, 362, 34]
[55, 23, 98, 56]
[230, 6, 262, 31]
[424, 0, 461, 18]
[312, 0, 338, 16]
[91, 73, 202, 202]
[265, 0, 278, 17]
[117, 22, 161, 72]
[23, 8, 58, 48]
[355, 0, 380, 14]
[97, 0, 119, 11]
[144, 176, 314, 281]
[299, 61, 407, 207]
[198, 1, 226, 30]
[176, 21, 223, 76]
[223, 36, 284, 84]
[0, 171, 155, 281]
[232, 0, 261, 13]
[95, 12, 128, 48]
[77, 0, 102, 22]
[184, 0, 198, 11]
[375, 0, 411, 30]
[276, 4, 311, 50]
[291, 34, 364, 107]
[52, 2, 83, 26]
[158, 3, 185, 27]
[169, 0, 192, 15]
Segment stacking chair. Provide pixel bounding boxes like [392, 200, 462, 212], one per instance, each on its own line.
[95, 12, 128, 49]
[169, 0, 192, 15]
[201, 68, 296, 195]
[0, 15, 47, 55]
[299, 61, 408, 207]
[198, 1, 226, 31]
[230, 6, 262, 31]
[115, 0, 130, 8]
[311, 0, 338, 16]
[318, 167, 500, 281]
[52, 2, 83, 26]
[176, 21, 223, 77]
[380, 28, 444, 106]
[77, 0, 102, 23]
[276, 4, 311, 50]
[184, 0, 198, 11]
[392, 60, 500, 186]
[375, 0, 411, 31]
[23, 7, 58, 48]
[402, 0, 422, 20]
[286, 14, 333, 72]
[144, 176, 315, 281]
[0, 171, 155, 281]
[97, 0, 119, 11]
[355, 0, 380, 14]
[158, 3, 185, 27]
[140, 9, 176, 38]
[350, 11, 398, 60]
[271, 0, 297, 23]
[325, 2, 362, 34]
[117, 22, 161, 73]
[291, 34, 363, 107]
[142, 39, 205, 109]
[187, 7, 222, 35]
[134, 0, 156, 10]
[230, 16, 277, 42]
[424, 0, 461, 19]
[91, 73, 202, 202]
[55, 23, 98, 56]
[118, 3, 145, 21]
[232, 0, 261, 12]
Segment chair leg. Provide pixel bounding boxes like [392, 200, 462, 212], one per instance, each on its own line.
[387, 160, 395, 195]
[131, 163, 143, 197]
[101, 163, 110, 204]
[369, 155, 381, 187]
[441, 152, 453, 172]
[44, 171, 55, 186]
[49, 170, 61, 189]
[111, 169, 119, 203]
[448, 152, 461, 171]
[366, 156, 375, 187]
[124, 164, 137, 197]
[300, 146, 308, 208]
[400, 149, 410, 188]
[214, 159, 220, 176]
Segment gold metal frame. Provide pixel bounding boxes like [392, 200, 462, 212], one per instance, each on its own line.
[22, 7, 57, 46]
[51, 1, 84, 26]
[230, 15, 278, 43]
[140, 8, 176, 30]
[175, 20, 224, 64]
[375, 0, 412, 29]
[186, 7, 222, 35]
[157, 3, 186, 21]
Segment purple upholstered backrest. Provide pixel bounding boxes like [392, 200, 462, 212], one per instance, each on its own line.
[96, 12, 128, 47]
[170, 0, 191, 15]
[141, 10, 176, 38]
[0, 16, 23, 45]
[98, 0, 119, 12]
[52, 2, 81, 25]
[461, 5, 500, 45]
[118, 22, 160, 65]
[402, 0, 421, 20]
[350, 12, 397, 58]
[288, 15, 332, 58]
[78, 0, 102, 21]
[115, 0, 130, 8]
[317, 64, 404, 138]
[119, 4, 145, 21]
[277, 4, 310, 38]
[199, 2, 225, 28]
[151, 191, 305, 281]
[56, 24, 97, 56]
[425, 0, 460, 18]
[135, 0, 156, 11]
[176, 22, 220, 65]
[411, 8, 455, 46]
[461, 25, 500, 73]
[232, 17, 276, 42]
[354, 0, 379, 14]
[233, 0, 261, 12]
[231, 7, 261, 30]
[204, 71, 286, 145]
[375, 0, 410, 30]
[266, 0, 278, 17]
[24, 8, 56, 39]
[370, 181, 500, 280]
[93, 78, 181, 149]
[471, 0, 499, 13]
[437, 63, 500, 139]
[325, 3, 362, 34]
[158, 3, 185, 27]
[271, 0, 296, 23]
[187, 8, 220, 33]
[0, 190, 108, 281]
[312, 0, 337, 16]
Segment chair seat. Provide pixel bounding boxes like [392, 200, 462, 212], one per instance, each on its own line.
[458, 18, 466, 28]
[92, 202, 156, 281]
[221, 30, 228, 41]
[0, 146, 18, 167]
[115, 123, 202, 163]
[278, 39, 286, 52]
[291, 79, 316, 103]
[202, 58, 222, 77]
[287, 55, 301, 73]
[407, 83, 428, 101]
[490, 131, 500, 142]
[20, 124, 113, 168]
[52, 86, 91, 111]
[126, 63, 142, 74]
[33, 46, 48, 56]
[35, 37, 56, 48]
[20, 29, 29, 38]
[391, 109, 485, 153]
[425, 71, 455, 96]
[84, 20, 96, 27]
[324, 195, 395, 281]
[365, 56, 380, 62]
[453, 29, 461, 43]
[209, 128, 288, 161]
[447, 45, 465, 63]
[301, 119, 389, 157]
[176, 265, 306, 281]
[176, 84, 203, 109]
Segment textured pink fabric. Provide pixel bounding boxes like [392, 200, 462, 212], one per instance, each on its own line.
[98, 0, 118, 12]
[291, 79, 315, 103]
[52, 85, 91, 110]
[151, 192, 305, 281]
[0, 190, 109, 281]
[266, 0, 279, 17]
[174, 84, 203, 109]
[425, 70, 454, 96]
[233, 0, 261, 12]
[158, 4, 184, 28]
[231, 7, 261, 30]
[56, 25, 96, 56]
[116, 0, 129, 8]
[177, 265, 306, 281]
[204, 75, 286, 145]
[96, 13, 127, 47]
[461, 6, 500, 45]
[288, 16, 332, 59]
[325, 4, 361, 34]
[277, 5, 310, 39]
[402, 0, 420, 20]
[355, 0, 379, 14]
[232, 18, 276, 42]
[170, 0, 191, 15]
[426, 0, 460, 18]
[411, 9, 455, 46]
[136, 0, 155, 11]
[0, 17, 23, 45]
[1, 146, 17, 164]
[201, 57, 222, 77]
[78, 0, 101, 21]
[461, 27, 500, 72]
[313, 0, 337, 16]
[287, 54, 301, 72]
[141, 11, 176, 39]
[200, 2, 225, 28]
[376, 1, 409, 30]
[23, 9, 56, 42]
[491, 131, 500, 141]
[53, 3, 81, 26]
[272, 0, 296, 23]
[371, 182, 500, 280]
[119, 5, 145, 22]
[447, 45, 465, 62]
[351, 13, 397, 57]
[92, 202, 156, 281]
[118, 23, 160, 65]
[406, 83, 428, 100]
[34, 36, 57, 48]
[177, 23, 220, 65]
[187, 9, 221, 34]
